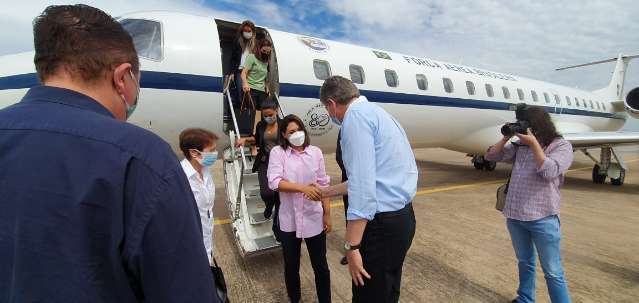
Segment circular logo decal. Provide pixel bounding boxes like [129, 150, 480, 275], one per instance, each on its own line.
[303, 103, 333, 136]
[299, 36, 329, 52]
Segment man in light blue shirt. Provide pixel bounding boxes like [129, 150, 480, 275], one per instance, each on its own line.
[319, 76, 417, 303]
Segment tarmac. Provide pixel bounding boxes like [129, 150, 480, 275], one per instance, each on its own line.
[209, 146, 639, 303]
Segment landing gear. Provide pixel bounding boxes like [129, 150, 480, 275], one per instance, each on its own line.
[583, 147, 626, 186]
[592, 165, 606, 184]
[472, 155, 496, 171]
[611, 169, 625, 186]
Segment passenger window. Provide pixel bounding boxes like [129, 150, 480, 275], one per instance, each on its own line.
[485, 84, 494, 97]
[531, 90, 538, 102]
[517, 88, 525, 101]
[596, 101, 601, 110]
[416, 74, 428, 90]
[589, 100, 594, 109]
[543, 92, 550, 103]
[443, 78, 454, 93]
[603, 103, 607, 111]
[466, 81, 476, 95]
[554, 94, 561, 105]
[574, 97, 580, 107]
[502, 86, 511, 99]
[582, 99, 587, 108]
[565, 96, 571, 106]
[313, 60, 331, 80]
[120, 19, 163, 60]
[385, 69, 399, 87]
[349, 65, 365, 84]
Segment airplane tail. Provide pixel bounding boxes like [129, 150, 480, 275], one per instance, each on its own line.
[556, 54, 639, 101]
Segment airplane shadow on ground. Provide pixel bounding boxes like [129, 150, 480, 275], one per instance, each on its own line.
[405, 250, 513, 302]
[562, 175, 639, 194]
[565, 251, 639, 285]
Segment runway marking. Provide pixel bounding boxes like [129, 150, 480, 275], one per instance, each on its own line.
[214, 158, 639, 225]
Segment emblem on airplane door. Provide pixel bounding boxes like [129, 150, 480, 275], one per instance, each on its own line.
[298, 36, 329, 52]
[303, 103, 333, 136]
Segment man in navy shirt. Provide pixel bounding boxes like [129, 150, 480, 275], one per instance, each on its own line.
[0, 5, 219, 302]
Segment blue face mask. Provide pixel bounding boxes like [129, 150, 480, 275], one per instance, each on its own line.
[120, 70, 140, 119]
[330, 115, 341, 126]
[198, 151, 218, 167]
[327, 101, 341, 126]
[264, 116, 277, 125]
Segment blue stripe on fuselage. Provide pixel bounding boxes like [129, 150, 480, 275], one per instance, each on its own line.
[0, 71, 223, 92]
[0, 71, 621, 120]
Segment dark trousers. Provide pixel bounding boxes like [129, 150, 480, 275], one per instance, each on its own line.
[257, 160, 281, 240]
[280, 231, 331, 303]
[231, 71, 254, 136]
[342, 194, 349, 224]
[352, 204, 416, 303]
[257, 160, 278, 215]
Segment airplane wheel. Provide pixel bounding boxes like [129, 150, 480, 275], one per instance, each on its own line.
[484, 161, 496, 171]
[592, 165, 606, 184]
[611, 169, 625, 186]
[473, 161, 483, 170]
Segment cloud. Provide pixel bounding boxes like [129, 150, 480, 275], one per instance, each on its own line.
[324, 0, 639, 97]
[0, 0, 241, 55]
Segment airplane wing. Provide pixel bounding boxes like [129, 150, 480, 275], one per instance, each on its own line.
[562, 131, 639, 149]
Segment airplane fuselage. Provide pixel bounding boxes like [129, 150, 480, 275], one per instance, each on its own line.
[0, 11, 627, 156]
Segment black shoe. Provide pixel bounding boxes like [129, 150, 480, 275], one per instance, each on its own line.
[263, 207, 272, 219]
[340, 256, 348, 265]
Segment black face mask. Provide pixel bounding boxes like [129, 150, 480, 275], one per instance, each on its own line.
[261, 50, 271, 61]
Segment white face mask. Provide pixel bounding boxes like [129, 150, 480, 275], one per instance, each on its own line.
[288, 131, 305, 147]
[243, 31, 252, 39]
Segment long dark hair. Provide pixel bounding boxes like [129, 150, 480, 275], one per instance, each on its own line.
[526, 107, 562, 147]
[279, 114, 310, 149]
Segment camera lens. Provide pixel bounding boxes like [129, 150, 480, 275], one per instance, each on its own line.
[501, 124, 514, 137]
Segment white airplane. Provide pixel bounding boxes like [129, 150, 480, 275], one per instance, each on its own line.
[1, 11, 638, 255]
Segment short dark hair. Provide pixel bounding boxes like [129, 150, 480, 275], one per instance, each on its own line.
[33, 4, 140, 83]
[179, 128, 219, 160]
[319, 75, 360, 105]
[279, 114, 310, 149]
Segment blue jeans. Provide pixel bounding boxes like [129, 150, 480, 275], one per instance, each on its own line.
[507, 215, 571, 303]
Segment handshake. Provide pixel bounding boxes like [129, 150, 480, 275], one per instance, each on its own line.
[301, 182, 347, 201]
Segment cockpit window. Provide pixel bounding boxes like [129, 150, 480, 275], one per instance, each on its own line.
[120, 19, 163, 61]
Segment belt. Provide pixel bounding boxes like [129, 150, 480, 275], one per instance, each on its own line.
[373, 203, 413, 220]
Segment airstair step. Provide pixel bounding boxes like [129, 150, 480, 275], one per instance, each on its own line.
[254, 235, 279, 250]
[249, 212, 271, 225]
[246, 195, 270, 225]
[245, 184, 260, 197]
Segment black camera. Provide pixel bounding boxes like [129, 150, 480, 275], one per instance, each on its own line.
[501, 121, 530, 136]
[501, 103, 531, 136]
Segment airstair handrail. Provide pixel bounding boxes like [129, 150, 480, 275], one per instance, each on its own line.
[223, 76, 248, 171]
[272, 91, 286, 118]
[233, 155, 245, 220]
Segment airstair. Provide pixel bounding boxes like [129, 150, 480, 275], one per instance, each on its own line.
[221, 78, 282, 256]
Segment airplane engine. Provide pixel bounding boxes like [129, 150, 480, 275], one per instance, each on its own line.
[626, 87, 639, 119]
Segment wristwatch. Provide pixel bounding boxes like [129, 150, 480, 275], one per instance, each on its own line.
[344, 241, 361, 251]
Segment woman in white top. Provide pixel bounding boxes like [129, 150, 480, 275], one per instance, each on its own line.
[226, 20, 257, 136]
[179, 128, 219, 264]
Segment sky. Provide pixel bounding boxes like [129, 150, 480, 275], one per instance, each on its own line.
[1, 0, 638, 129]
